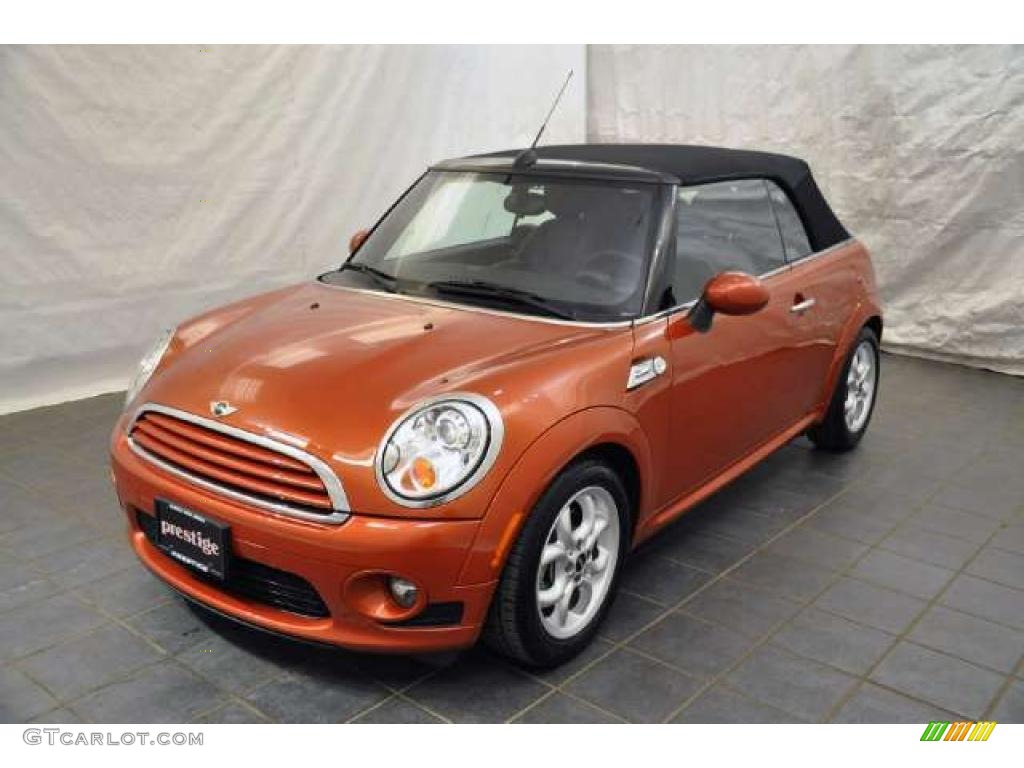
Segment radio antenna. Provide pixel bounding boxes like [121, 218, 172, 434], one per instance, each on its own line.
[514, 69, 574, 168]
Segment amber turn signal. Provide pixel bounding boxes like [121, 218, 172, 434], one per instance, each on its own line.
[410, 456, 437, 489]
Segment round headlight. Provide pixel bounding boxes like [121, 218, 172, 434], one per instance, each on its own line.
[124, 327, 175, 408]
[375, 394, 504, 506]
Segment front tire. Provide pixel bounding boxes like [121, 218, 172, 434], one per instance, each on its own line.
[484, 459, 629, 668]
[808, 326, 880, 451]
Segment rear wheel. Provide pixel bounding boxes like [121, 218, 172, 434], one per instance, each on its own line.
[808, 326, 880, 451]
[484, 459, 628, 668]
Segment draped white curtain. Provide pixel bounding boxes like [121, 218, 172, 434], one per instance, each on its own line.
[0, 45, 586, 413]
[3, 44, 1020, 416]
[588, 45, 1024, 375]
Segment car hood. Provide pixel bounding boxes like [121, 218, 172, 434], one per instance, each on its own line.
[135, 281, 633, 515]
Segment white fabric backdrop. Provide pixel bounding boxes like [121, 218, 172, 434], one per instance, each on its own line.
[4, 45, 1021, 415]
[589, 45, 1024, 375]
[0, 45, 585, 413]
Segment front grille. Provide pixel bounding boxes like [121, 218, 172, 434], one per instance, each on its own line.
[137, 510, 330, 618]
[129, 408, 338, 518]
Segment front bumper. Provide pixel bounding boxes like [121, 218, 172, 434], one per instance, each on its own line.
[111, 430, 495, 653]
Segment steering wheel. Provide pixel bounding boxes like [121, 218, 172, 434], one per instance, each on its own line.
[576, 250, 643, 293]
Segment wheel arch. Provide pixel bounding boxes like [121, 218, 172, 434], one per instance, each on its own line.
[864, 314, 883, 342]
[572, 442, 642, 539]
[815, 305, 884, 418]
[456, 406, 652, 586]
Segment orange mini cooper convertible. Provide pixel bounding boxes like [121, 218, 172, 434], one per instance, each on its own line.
[111, 144, 882, 668]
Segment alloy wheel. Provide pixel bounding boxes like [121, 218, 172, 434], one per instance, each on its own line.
[535, 485, 620, 640]
[844, 339, 877, 432]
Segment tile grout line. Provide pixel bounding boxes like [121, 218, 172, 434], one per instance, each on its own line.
[683, 443, 1024, 719]
[506, 644, 624, 723]
[659, 512, 917, 720]
[360, 664, 467, 723]
[709, 440, 1019, 723]
[658, 461, 954, 723]
[819, 446, 1024, 722]
[189, 695, 273, 724]
[532, 467, 877, 721]
[511, 684, 630, 724]
[342, 692, 401, 724]
[390, 689, 456, 723]
[49, 590, 290, 723]
[7, 589, 179, 707]
[699, 443, 1024, 721]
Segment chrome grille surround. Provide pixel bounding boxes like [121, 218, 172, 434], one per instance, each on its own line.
[126, 402, 350, 525]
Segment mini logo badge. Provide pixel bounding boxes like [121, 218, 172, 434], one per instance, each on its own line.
[210, 401, 238, 418]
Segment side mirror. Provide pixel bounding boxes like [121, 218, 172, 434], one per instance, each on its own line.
[689, 271, 769, 333]
[349, 229, 369, 254]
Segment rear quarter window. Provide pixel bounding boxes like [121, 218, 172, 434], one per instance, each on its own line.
[766, 181, 812, 261]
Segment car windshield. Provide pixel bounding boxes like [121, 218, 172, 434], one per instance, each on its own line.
[322, 171, 659, 322]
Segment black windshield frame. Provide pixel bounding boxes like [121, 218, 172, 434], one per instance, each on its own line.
[320, 170, 670, 323]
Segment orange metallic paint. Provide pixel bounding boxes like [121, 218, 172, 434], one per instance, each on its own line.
[704, 271, 770, 316]
[349, 229, 369, 254]
[110, 236, 880, 653]
[113, 439, 488, 651]
[457, 405, 654, 585]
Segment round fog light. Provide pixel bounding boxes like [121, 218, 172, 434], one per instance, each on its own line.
[388, 576, 419, 608]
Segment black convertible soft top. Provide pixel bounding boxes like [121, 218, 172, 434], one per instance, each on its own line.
[440, 143, 849, 252]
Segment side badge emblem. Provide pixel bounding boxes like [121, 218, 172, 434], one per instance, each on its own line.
[626, 356, 668, 391]
[210, 401, 238, 418]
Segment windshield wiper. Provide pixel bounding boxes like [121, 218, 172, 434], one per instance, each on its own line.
[340, 262, 398, 293]
[427, 280, 576, 320]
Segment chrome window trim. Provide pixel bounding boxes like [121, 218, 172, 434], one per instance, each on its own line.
[373, 392, 505, 509]
[634, 298, 699, 326]
[785, 236, 855, 265]
[634, 237, 856, 326]
[319, 236, 856, 331]
[126, 402, 350, 525]
[766, 236, 855, 268]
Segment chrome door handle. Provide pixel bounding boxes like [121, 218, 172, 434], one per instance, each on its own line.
[790, 298, 816, 314]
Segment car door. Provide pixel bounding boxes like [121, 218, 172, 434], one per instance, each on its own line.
[656, 179, 821, 502]
[766, 181, 848, 412]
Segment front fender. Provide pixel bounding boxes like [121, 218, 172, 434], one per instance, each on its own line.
[456, 406, 651, 586]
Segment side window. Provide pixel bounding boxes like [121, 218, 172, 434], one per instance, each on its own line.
[669, 179, 785, 303]
[766, 181, 812, 261]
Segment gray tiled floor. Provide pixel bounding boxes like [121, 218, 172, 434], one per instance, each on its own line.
[1, 353, 1022, 723]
